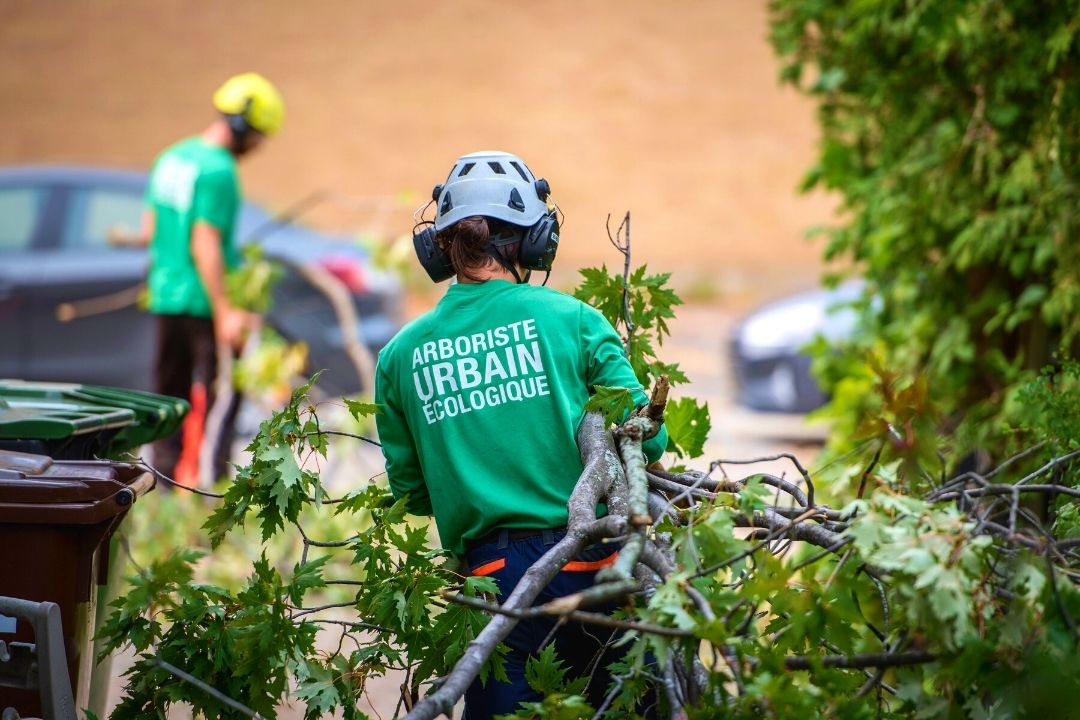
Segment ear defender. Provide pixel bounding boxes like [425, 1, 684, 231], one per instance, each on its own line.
[412, 224, 455, 283]
[519, 209, 560, 272]
[226, 113, 252, 138]
[413, 183, 455, 282]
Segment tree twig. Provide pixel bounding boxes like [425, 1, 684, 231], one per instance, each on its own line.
[442, 591, 693, 638]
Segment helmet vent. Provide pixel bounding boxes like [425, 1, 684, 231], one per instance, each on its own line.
[509, 161, 530, 182]
[508, 188, 526, 212]
[440, 192, 453, 215]
[488, 162, 507, 174]
[457, 162, 475, 177]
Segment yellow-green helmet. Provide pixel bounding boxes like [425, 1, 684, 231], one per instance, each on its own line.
[212, 72, 285, 136]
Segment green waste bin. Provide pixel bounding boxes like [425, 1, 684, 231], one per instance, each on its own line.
[0, 380, 189, 459]
[0, 449, 155, 718]
[0, 396, 135, 461]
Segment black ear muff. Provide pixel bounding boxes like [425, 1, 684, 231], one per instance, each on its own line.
[225, 97, 254, 142]
[412, 225, 455, 283]
[226, 113, 249, 137]
[519, 210, 560, 272]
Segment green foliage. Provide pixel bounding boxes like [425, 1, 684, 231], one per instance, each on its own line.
[574, 264, 687, 389]
[98, 549, 322, 719]
[232, 327, 309, 400]
[524, 643, 587, 697]
[342, 488, 503, 695]
[1013, 359, 1080, 455]
[771, 0, 1080, 459]
[104, 233, 1080, 720]
[847, 495, 996, 651]
[763, 15, 1080, 713]
[226, 244, 283, 314]
[104, 377, 500, 718]
[573, 261, 710, 458]
[204, 376, 327, 545]
[344, 397, 380, 421]
[495, 644, 592, 720]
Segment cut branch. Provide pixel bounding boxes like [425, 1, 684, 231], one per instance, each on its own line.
[443, 591, 693, 638]
[783, 650, 936, 671]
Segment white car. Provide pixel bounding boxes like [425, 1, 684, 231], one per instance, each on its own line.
[729, 281, 865, 413]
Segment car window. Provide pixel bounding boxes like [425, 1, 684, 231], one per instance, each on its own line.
[0, 187, 47, 251]
[62, 187, 144, 250]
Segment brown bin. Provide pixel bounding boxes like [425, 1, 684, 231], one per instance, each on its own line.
[0, 449, 154, 717]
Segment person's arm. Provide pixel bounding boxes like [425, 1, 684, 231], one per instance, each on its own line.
[190, 220, 250, 350]
[374, 358, 433, 516]
[580, 305, 670, 463]
[190, 168, 253, 350]
[107, 209, 155, 247]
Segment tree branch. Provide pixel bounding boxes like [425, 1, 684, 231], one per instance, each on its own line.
[442, 591, 693, 638]
[783, 650, 935, 671]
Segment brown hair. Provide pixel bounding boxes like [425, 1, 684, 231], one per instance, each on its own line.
[437, 216, 521, 282]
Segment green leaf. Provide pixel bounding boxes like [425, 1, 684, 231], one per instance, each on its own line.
[524, 643, 570, 695]
[663, 397, 710, 459]
[584, 385, 637, 426]
[288, 556, 329, 605]
[464, 575, 499, 597]
[293, 659, 341, 717]
[572, 265, 624, 328]
[737, 479, 771, 515]
[812, 66, 846, 92]
[344, 398, 379, 420]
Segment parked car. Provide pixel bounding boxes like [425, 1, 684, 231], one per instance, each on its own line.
[0, 165, 402, 398]
[729, 281, 864, 413]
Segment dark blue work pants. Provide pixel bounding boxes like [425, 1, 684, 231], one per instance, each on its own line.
[461, 530, 624, 719]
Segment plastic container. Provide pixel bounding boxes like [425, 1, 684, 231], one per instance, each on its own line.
[0, 380, 189, 459]
[0, 396, 135, 460]
[0, 449, 155, 718]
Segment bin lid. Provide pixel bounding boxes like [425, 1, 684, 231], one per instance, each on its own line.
[0, 398, 134, 439]
[0, 447, 52, 475]
[69, 386, 187, 446]
[0, 450, 154, 524]
[0, 381, 189, 454]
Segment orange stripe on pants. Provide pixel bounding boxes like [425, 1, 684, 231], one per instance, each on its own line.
[471, 558, 507, 576]
[562, 551, 618, 572]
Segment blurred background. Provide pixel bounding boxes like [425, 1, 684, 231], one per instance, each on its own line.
[0, 0, 830, 295]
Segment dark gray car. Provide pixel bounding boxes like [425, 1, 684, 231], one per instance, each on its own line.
[0, 165, 402, 397]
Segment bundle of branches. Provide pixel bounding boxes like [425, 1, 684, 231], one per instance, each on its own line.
[404, 383, 1080, 719]
[99, 373, 1080, 720]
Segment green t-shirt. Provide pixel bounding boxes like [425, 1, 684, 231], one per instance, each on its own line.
[145, 137, 241, 318]
[374, 279, 669, 556]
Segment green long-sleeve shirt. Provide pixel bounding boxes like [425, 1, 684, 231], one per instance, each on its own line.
[374, 279, 668, 556]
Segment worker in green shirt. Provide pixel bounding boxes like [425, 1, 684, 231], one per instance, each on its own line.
[375, 151, 668, 718]
[140, 72, 285, 487]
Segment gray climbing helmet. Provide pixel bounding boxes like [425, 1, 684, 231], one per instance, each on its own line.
[432, 150, 552, 231]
